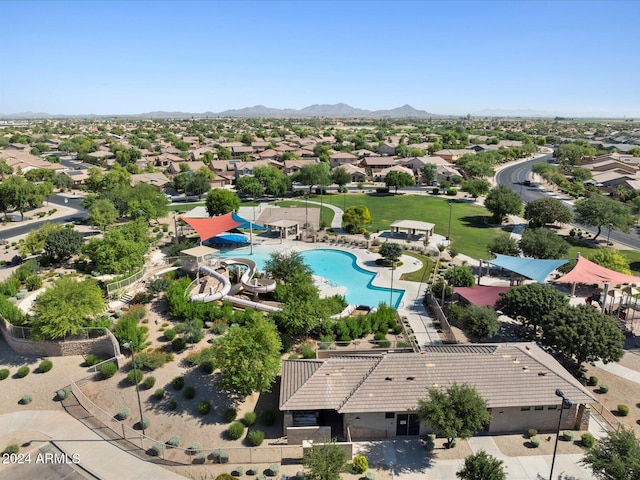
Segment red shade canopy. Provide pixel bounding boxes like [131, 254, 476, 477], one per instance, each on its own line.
[553, 255, 640, 286]
[180, 212, 242, 242]
[455, 286, 512, 307]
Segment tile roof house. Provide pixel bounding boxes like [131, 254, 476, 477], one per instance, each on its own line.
[434, 149, 470, 162]
[130, 172, 171, 189]
[333, 164, 367, 182]
[329, 151, 359, 168]
[361, 156, 399, 174]
[284, 159, 319, 176]
[280, 343, 594, 441]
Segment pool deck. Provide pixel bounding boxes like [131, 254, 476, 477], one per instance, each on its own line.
[246, 235, 445, 348]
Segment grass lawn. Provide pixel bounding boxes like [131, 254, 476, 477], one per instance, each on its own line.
[274, 199, 335, 227]
[316, 193, 499, 260]
[168, 202, 205, 213]
[400, 251, 435, 283]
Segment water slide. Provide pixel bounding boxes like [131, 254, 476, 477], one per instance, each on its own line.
[190, 258, 277, 312]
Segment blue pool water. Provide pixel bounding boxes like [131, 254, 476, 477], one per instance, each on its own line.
[218, 247, 404, 308]
[205, 233, 248, 245]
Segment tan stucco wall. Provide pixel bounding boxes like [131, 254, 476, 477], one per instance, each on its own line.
[343, 412, 428, 439]
[286, 426, 331, 445]
[488, 405, 578, 434]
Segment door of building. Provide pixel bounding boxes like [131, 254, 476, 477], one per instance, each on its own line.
[396, 413, 420, 436]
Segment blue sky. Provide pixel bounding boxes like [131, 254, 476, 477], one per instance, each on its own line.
[1, 1, 639, 117]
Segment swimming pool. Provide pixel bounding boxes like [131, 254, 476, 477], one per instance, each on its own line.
[218, 246, 404, 308]
[205, 233, 249, 245]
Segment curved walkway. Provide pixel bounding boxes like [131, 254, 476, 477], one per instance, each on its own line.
[305, 199, 344, 230]
[0, 410, 186, 479]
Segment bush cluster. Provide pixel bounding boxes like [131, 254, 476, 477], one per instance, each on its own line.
[352, 455, 369, 474]
[3, 444, 19, 455]
[127, 369, 144, 384]
[587, 376, 598, 386]
[57, 389, 69, 400]
[599, 384, 609, 394]
[140, 416, 151, 429]
[562, 430, 574, 441]
[617, 404, 630, 416]
[581, 433, 595, 448]
[184, 386, 196, 399]
[21, 394, 33, 404]
[17, 366, 30, 378]
[143, 376, 156, 389]
[85, 354, 103, 366]
[248, 429, 264, 446]
[117, 408, 130, 420]
[198, 401, 211, 415]
[168, 400, 178, 411]
[172, 337, 187, 352]
[153, 388, 165, 400]
[171, 376, 185, 390]
[167, 435, 180, 447]
[243, 411, 257, 427]
[223, 407, 237, 423]
[164, 328, 176, 341]
[133, 349, 174, 370]
[100, 362, 118, 379]
[529, 436, 541, 447]
[322, 304, 398, 344]
[0, 368, 10, 380]
[227, 421, 245, 440]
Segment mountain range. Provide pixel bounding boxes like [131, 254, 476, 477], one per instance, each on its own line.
[1, 103, 443, 120]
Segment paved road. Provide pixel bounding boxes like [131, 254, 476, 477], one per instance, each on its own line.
[496, 155, 640, 250]
[0, 194, 88, 241]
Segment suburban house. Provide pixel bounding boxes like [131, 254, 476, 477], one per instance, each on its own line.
[333, 164, 367, 182]
[361, 156, 399, 176]
[402, 155, 451, 178]
[233, 159, 281, 179]
[283, 159, 319, 176]
[155, 152, 185, 167]
[434, 149, 469, 162]
[166, 161, 208, 175]
[258, 149, 280, 160]
[130, 172, 171, 189]
[377, 164, 415, 182]
[329, 152, 359, 168]
[182, 136, 200, 149]
[377, 143, 397, 156]
[279, 343, 593, 441]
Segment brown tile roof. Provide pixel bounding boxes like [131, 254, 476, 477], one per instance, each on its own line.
[280, 343, 594, 414]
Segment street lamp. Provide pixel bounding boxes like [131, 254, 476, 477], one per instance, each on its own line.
[447, 201, 452, 244]
[606, 223, 613, 246]
[549, 389, 572, 480]
[122, 342, 146, 437]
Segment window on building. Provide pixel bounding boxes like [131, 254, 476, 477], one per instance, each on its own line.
[385, 412, 395, 419]
[534, 406, 544, 411]
[520, 407, 530, 411]
[548, 405, 557, 410]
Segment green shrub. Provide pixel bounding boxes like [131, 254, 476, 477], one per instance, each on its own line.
[247, 429, 264, 446]
[201, 360, 214, 374]
[527, 428, 538, 438]
[617, 404, 630, 416]
[0, 368, 10, 380]
[373, 332, 386, 341]
[85, 354, 102, 366]
[184, 385, 196, 399]
[172, 337, 186, 352]
[216, 474, 234, 480]
[352, 454, 368, 474]
[268, 463, 280, 476]
[599, 384, 609, 393]
[529, 436, 541, 447]
[582, 433, 595, 448]
[164, 328, 176, 341]
[3, 444, 19, 455]
[243, 411, 257, 427]
[57, 389, 69, 400]
[234, 466, 245, 476]
[133, 349, 174, 370]
[261, 409, 276, 426]
[171, 376, 185, 390]
[211, 320, 228, 335]
[117, 408, 130, 420]
[167, 435, 180, 447]
[100, 362, 117, 379]
[153, 388, 165, 400]
[392, 324, 403, 335]
[25, 275, 43, 291]
[587, 376, 598, 386]
[17, 366, 30, 378]
[143, 376, 156, 389]
[127, 369, 143, 384]
[228, 421, 245, 440]
[187, 442, 202, 455]
[140, 416, 151, 429]
[150, 442, 165, 456]
[224, 407, 237, 423]
[298, 341, 316, 359]
[562, 430, 574, 441]
[174, 323, 186, 334]
[21, 394, 33, 404]
[198, 401, 211, 415]
[168, 400, 178, 411]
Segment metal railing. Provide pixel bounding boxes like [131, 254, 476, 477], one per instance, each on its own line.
[591, 401, 622, 432]
[106, 268, 146, 298]
[425, 292, 457, 344]
[2, 320, 108, 341]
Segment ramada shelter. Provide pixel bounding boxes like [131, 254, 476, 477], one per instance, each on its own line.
[279, 343, 594, 440]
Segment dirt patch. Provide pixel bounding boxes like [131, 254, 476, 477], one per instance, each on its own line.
[494, 432, 587, 457]
[428, 437, 473, 460]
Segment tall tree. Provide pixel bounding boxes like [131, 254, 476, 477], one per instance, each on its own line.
[342, 205, 371, 233]
[444, 265, 476, 287]
[184, 171, 212, 197]
[487, 233, 520, 256]
[206, 188, 240, 216]
[384, 170, 415, 193]
[253, 165, 291, 197]
[574, 194, 634, 241]
[236, 176, 266, 200]
[457, 450, 506, 480]
[293, 162, 331, 194]
[418, 383, 490, 448]
[303, 442, 349, 480]
[519, 228, 570, 259]
[462, 178, 491, 198]
[212, 315, 281, 396]
[460, 305, 500, 342]
[588, 249, 631, 274]
[421, 163, 438, 185]
[44, 228, 84, 261]
[330, 167, 351, 187]
[496, 283, 569, 333]
[89, 198, 118, 231]
[541, 304, 625, 370]
[484, 185, 522, 224]
[31, 276, 105, 339]
[582, 427, 640, 480]
[524, 198, 573, 228]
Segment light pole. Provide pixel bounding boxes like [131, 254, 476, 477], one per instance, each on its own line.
[606, 223, 613, 246]
[123, 342, 145, 437]
[447, 201, 452, 245]
[549, 389, 572, 480]
[389, 262, 395, 307]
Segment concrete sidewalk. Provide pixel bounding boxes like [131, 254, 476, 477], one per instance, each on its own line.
[0, 410, 187, 480]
